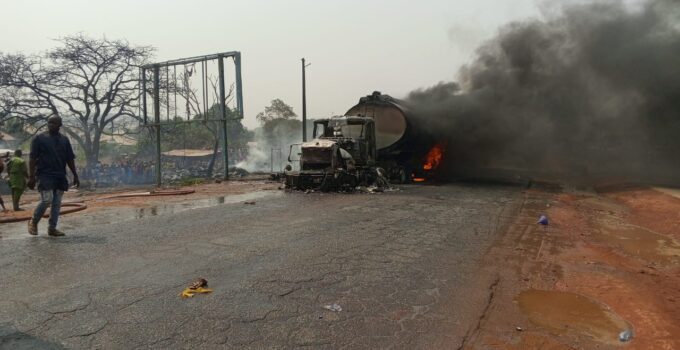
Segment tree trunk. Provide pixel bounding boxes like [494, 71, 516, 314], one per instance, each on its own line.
[82, 145, 99, 180]
[82, 132, 102, 180]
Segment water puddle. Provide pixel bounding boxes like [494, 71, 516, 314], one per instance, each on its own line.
[517, 289, 631, 345]
[592, 222, 680, 265]
[132, 191, 275, 219]
[0, 191, 281, 238]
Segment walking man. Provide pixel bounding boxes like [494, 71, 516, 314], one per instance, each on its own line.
[27, 116, 80, 236]
[7, 149, 29, 211]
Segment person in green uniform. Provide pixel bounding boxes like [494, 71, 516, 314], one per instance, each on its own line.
[0, 158, 7, 212]
[7, 149, 28, 211]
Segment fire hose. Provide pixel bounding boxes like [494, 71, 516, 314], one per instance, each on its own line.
[0, 202, 88, 224]
[0, 189, 195, 224]
[98, 189, 195, 200]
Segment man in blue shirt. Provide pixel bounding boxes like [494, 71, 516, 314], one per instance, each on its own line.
[27, 116, 80, 236]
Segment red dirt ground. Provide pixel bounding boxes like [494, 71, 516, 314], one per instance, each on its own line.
[470, 186, 680, 350]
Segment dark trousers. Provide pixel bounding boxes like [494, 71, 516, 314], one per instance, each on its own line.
[11, 187, 25, 210]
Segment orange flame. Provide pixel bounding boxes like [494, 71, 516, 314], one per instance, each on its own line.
[412, 178, 426, 183]
[423, 143, 444, 171]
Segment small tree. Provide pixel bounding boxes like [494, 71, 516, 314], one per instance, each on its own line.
[254, 98, 301, 150]
[256, 99, 297, 124]
[0, 34, 154, 171]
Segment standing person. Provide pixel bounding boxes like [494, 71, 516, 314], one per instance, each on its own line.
[7, 150, 29, 211]
[27, 116, 80, 236]
[0, 159, 7, 212]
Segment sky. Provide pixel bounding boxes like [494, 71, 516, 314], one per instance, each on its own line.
[0, 0, 543, 129]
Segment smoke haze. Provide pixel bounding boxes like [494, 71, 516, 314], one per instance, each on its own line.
[406, 0, 680, 185]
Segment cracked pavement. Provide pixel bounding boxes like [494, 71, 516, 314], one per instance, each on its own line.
[0, 184, 521, 349]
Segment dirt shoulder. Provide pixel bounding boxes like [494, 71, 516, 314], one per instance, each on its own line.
[468, 185, 680, 350]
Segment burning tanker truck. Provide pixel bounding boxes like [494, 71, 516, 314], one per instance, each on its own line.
[284, 91, 443, 191]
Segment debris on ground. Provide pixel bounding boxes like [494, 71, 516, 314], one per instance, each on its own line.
[515, 326, 523, 332]
[228, 167, 250, 178]
[180, 278, 213, 298]
[356, 185, 401, 194]
[190, 278, 208, 289]
[619, 330, 633, 342]
[323, 303, 342, 312]
[537, 215, 549, 225]
[244, 201, 256, 205]
[367, 186, 383, 193]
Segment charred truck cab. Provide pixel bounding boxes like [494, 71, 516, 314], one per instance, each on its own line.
[285, 116, 378, 191]
[285, 91, 439, 191]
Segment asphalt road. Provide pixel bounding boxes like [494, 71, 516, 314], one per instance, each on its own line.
[0, 184, 520, 349]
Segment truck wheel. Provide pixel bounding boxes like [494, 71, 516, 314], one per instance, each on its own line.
[398, 168, 408, 184]
[346, 176, 358, 191]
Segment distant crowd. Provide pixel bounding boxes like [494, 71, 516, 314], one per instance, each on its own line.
[81, 160, 156, 187]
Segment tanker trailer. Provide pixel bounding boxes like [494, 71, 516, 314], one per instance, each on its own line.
[346, 91, 431, 183]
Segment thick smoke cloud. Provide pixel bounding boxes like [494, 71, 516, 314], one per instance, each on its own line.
[406, 0, 680, 185]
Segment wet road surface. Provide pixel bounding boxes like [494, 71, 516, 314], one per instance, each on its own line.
[0, 184, 520, 349]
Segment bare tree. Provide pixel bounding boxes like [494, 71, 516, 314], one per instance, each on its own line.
[170, 65, 237, 175]
[0, 34, 153, 171]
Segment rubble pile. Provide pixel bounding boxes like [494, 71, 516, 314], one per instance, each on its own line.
[161, 166, 251, 183]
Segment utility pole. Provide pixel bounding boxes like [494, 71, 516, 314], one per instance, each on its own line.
[153, 65, 161, 187]
[218, 55, 229, 180]
[301, 58, 311, 142]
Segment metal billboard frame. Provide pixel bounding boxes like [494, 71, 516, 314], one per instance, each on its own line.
[140, 51, 243, 185]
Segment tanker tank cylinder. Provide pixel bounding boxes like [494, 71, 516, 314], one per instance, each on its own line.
[346, 92, 410, 152]
[346, 91, 431, 184]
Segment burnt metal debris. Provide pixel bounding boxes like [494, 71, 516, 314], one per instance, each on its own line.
[180, 277, 213, 298]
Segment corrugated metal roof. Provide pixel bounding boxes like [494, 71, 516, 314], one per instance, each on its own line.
[0, 132, 16, 141]
[162, 149, 216, 157]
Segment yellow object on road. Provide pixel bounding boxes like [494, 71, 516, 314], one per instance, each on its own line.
[180, 287, 213, 298]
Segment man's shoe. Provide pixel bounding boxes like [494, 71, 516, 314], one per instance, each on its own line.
[47, 228, 66, 237]
[28, 220, 38, 235]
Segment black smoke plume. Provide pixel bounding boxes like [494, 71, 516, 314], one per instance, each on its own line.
[406, 0, 680, 185]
